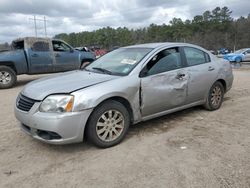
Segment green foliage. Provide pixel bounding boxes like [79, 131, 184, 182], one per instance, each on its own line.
[53, 6, 250, 50]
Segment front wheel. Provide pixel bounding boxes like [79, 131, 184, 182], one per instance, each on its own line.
[204, 81, 224, 111]
[86, 100, 130, 148]
[0, 66, 17, 89]
[235, 57, 241, 63]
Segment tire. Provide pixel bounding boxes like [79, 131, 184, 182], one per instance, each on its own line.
[204, 81, 224, 111]
[0, 66, 17, 89]
[235, 57, 241, 63]
[86, 100, 130, 148]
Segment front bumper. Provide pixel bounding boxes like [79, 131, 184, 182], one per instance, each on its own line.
[15, 102, 93, 144]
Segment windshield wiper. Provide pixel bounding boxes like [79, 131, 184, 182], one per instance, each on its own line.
[92, 67, 113, 75]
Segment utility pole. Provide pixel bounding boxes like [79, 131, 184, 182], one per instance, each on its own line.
[33, 15, 37, 37]
[29, 16, 48, 37]
[44, 16, 47, 37]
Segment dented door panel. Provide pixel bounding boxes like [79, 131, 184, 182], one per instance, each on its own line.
[141, 69, 188, 117]
[185, 62, 218, 104]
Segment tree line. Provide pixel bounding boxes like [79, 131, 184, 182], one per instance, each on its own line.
[54, 6, 250, 51]
[1, 7, 250, 51]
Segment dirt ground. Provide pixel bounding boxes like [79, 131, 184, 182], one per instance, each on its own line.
[0, 66, 250, 188]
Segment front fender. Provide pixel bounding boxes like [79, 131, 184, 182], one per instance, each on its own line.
[0, 50, 27, 74]
[72, 75, 141, 122]
[79, 52, 95, 61]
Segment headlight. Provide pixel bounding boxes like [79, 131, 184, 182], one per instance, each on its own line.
[39, 95, 74, 113]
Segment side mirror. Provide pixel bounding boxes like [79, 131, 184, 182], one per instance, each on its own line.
[70, 48, 74, 53]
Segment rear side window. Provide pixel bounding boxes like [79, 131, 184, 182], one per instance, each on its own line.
[184, 47, 210, 66]
[12, 40, 24, 50]
[145, 47, 182, 76]
[32, 41, 50, 52]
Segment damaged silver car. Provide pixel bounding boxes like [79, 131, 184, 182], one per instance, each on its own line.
[15, 43, 233, 148]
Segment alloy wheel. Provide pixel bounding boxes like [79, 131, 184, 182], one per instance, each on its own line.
[211, 86, 222, 107]
[0, 71, 11, 84]
[96, 110, 125, 142]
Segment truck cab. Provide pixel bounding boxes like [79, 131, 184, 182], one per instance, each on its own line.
[0, 37, 95, 89]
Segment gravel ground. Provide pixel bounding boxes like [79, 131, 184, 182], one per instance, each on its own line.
[0, 67, 250, 188]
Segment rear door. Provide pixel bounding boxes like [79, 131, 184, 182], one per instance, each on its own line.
[28, 40, 54, 73]
[181, 46, 217, 104]
[140, 47, 189, 118]
[52, 40, 80, 72]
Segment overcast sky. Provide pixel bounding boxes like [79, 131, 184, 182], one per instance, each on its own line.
[0, 0, 249, 43]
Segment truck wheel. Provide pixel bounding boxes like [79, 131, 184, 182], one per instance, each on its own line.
[0, 66, 17, 89]
[86, 100, 130, 148]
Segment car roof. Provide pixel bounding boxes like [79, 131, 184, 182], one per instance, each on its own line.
[123, 42, 198, 49]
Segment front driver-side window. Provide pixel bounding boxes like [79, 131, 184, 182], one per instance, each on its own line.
[53, 41, 71, 52]
[145, 47, 182, 76]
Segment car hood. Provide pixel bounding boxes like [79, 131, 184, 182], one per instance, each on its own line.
[21, 70, 118, 100]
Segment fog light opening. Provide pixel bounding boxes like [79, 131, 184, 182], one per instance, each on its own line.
[37, 130, 62, 140]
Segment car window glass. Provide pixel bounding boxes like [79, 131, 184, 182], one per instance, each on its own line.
[184, 47, 208, 66]
[53, 41, 71, 52]
[145, 48, 182, 76]
[87, 48, 152, 75]
[32, 41, 49, 52]
[12, 40, 24, 50]
[204, 52, 211, 62]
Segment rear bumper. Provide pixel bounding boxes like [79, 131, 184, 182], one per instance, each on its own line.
[15, 103, 93, 144]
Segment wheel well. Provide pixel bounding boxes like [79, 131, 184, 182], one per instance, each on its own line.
[100, 97, 134, 123]
[0, 62, 17, 73]
[83, 96, 134, 140]
[217, 79, 227, 91]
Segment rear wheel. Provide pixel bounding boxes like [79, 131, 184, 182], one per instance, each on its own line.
[0, 66, 17, 89]
[86, 100, 130, 148]
[204, 81, 224, 111]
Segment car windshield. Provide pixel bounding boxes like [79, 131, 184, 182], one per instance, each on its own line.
[234, 49, 246, 54]
[85, 47, 152, 76]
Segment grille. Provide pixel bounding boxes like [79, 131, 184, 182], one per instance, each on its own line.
[17, 95, 38, 112]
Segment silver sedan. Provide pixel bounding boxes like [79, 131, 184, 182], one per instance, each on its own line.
[15, 43, 233, 148]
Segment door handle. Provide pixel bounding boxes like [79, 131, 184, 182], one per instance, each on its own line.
[31, 54, 38, 57]
[208, 66, 215, 71]
[176, 73, 186, 80]
[55, 53, 61, 57]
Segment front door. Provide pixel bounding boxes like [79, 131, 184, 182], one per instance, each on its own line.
[52, 40, 79, 72]
[140, 47, 188, 118]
